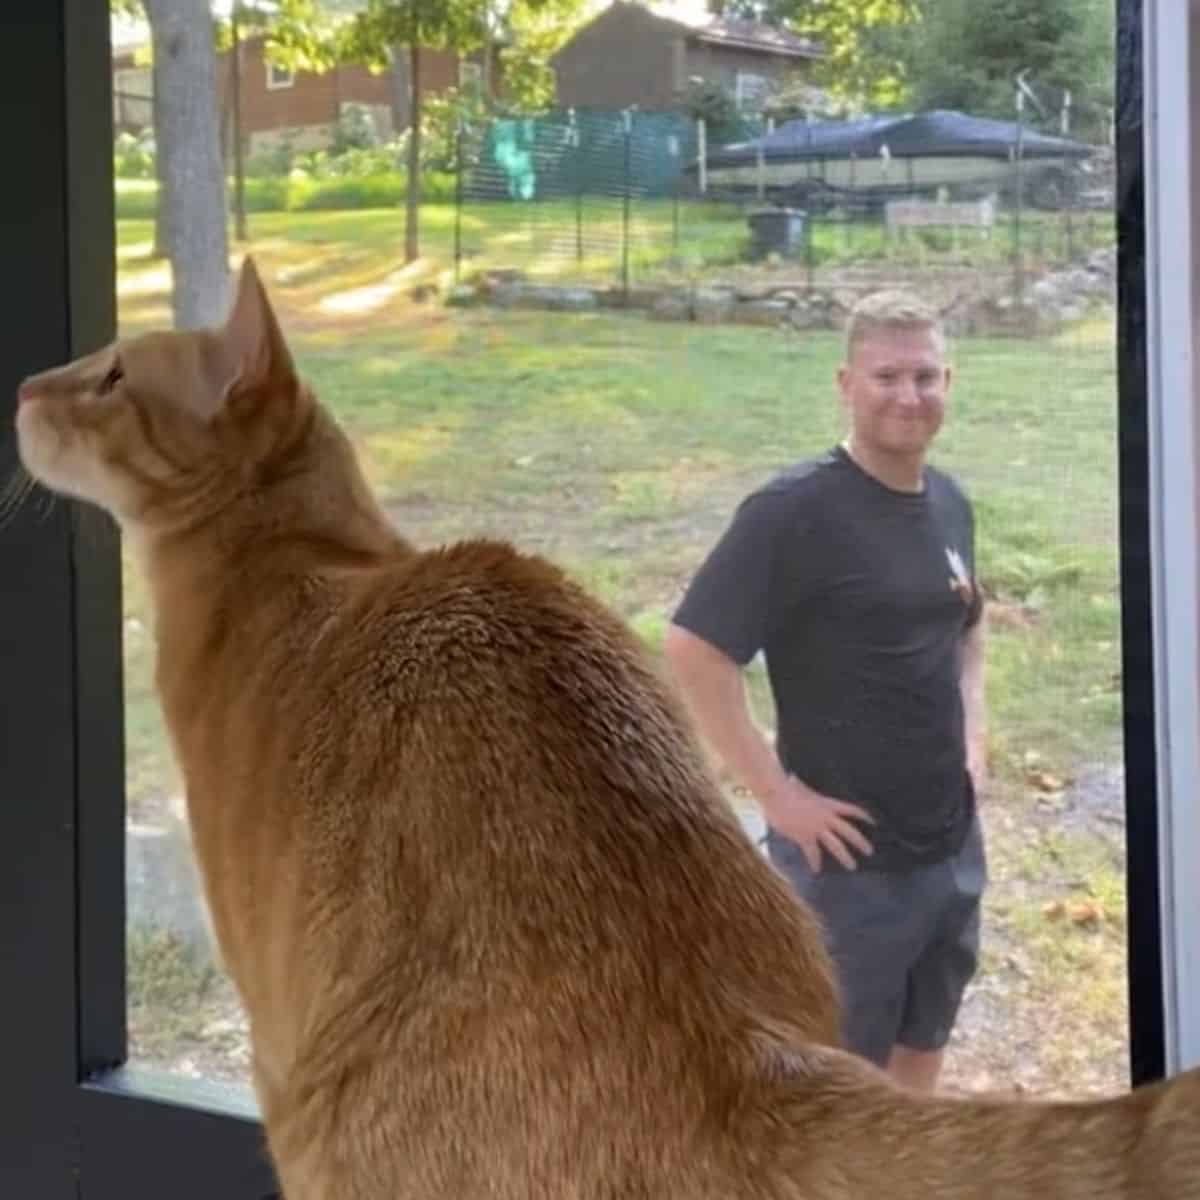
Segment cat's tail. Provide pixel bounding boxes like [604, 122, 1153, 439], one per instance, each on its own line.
[748, 1042, 1200, 1199]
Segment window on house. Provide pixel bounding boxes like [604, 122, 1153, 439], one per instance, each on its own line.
[734, 70, 770, 112]
[266, 61, 295, 90]
[459, 60, 483, 89]
[113, 66, 153, 126]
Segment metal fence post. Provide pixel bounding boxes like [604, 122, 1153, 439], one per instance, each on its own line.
[453, 120, 464, 284]
[1012, 88, 1026, 302]
[622, 108, 632, 305]
[669, 130, 681, 257]
[570, 109, 584, 266]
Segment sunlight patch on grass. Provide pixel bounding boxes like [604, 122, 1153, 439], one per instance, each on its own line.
[1054, 314, 1119, 351]
[117, 261, 172, 299]
[359, 419, 468, 490]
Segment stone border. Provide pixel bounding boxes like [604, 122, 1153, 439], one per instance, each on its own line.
[447, 274, 847, 331]
[446, 245, 1116, 339]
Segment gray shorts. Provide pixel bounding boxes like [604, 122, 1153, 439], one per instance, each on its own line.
[766, 817, 987, 1067]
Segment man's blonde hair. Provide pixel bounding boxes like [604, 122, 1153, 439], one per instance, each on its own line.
[844, 290, 945, 362]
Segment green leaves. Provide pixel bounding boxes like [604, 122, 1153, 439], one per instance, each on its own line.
[264, 0, 590, 107]
[708, 0, 921, 109]
[903, 0, 1114, 126]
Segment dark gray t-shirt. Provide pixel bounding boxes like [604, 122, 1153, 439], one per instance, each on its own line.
[673, 446, 982, 871]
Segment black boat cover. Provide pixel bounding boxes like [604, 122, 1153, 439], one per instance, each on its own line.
[698, 109, 1094, 169]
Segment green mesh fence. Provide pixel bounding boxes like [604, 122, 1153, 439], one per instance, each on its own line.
[452, 107, 1115, 303]
[456, 108, 747, 295]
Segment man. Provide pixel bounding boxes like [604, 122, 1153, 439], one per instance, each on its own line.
[664, 290, 987, 1092]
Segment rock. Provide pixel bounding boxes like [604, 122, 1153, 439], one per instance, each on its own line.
[542, 286, 599, 312]
[481, 268, 526, 291]
[788, 306, 833, 331]
[444, 283, 479, 307]
[734, 298, 792, 327]
[623, 287, 662, 311]
[651, 294, 692, 321]
[733, 284, 774, 301]
[693, 287, 735, 324]
[492, 283, 599, 312]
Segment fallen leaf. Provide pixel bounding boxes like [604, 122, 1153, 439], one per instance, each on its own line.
[1068, 901, 1106, 927]
[1026, 767, 1071, 795]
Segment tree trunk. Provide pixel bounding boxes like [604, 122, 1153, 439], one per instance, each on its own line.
[481, 0, 494, 106]
[389, 43, 410, 131]
[405, 42, 422, 264]
[143, 0, 231, 329]
[151, 54, 170, 259]
[230, 4, 248, 242]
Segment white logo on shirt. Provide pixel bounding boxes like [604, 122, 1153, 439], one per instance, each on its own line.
[946, 546, 974, 606]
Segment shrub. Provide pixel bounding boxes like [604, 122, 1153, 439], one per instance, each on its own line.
[114, 130, 156, 180]
[244, 135, 303, 179]
[114, 171, 458, 220]
[114, 180, 159, 220]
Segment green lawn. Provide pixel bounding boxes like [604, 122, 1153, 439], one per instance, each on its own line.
[117, 215, 1121, 816]
[117, 213, 1127, 1094]
[116, 178, 1116, 297]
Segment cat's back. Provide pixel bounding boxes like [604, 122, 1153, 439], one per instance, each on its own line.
[324, 535, 682, 768]
[296, 532, 835, 1016]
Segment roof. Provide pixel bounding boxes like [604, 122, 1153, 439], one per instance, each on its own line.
[676, 14, 821, 60]
[704, 109, 1096, 168]
[554, 3, 822, 63]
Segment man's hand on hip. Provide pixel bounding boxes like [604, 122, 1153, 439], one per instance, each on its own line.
[762, 776, 875, 873]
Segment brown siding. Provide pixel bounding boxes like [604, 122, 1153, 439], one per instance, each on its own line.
[115, 36, 484, 145]
[683, 42, 805, 95]
[334, 62, 395, 109]
[389, 46, 459, 128]
[226, 39, 338, 136]
[552, 3, 680, 111]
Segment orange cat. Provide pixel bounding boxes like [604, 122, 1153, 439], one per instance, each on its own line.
[16, 258, 1200, 1199]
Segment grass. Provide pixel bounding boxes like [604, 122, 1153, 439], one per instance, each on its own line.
[127, 929, 219, 1061]
[115, 209, 1126, 1093]
[986, 821, 1129, 1090]
[118, 232, 1121, 809]
[116, 176, 1116, 304]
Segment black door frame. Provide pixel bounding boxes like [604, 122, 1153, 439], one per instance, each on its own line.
[0, 1, 1164, 1195]
[0, 4, 277, 1196]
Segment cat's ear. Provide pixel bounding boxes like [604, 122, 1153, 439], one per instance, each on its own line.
[217, 256, 295, 404]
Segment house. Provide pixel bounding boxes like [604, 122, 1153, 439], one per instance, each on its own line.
[112, 27, 494, 155]
[550, 0, 821, 114]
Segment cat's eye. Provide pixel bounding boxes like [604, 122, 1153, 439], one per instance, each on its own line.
[98, 362, 124, 395]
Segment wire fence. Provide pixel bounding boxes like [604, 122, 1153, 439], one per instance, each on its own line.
[452, 107, 1117, 305]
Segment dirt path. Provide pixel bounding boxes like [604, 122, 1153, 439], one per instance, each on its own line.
[131, 760, 1130, 1102]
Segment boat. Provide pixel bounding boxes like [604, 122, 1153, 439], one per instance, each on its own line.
[687, 109, 1097, 211]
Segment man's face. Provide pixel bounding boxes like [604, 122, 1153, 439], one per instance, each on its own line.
[837, 325, 951, 459]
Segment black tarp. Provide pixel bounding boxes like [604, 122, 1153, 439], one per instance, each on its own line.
[694, 109, 1095, 170]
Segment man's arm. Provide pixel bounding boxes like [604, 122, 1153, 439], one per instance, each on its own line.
[960, 608, 987, 796]
[663, 623, 874, 871]
[662, 624, 789, 802]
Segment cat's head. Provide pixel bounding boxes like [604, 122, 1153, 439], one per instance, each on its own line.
[15, 257, 311, 536]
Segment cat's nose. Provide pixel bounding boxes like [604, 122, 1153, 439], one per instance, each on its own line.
[17, 381, 39, 406]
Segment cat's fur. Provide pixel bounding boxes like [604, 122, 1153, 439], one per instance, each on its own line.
[16, 259, 1200, 1199]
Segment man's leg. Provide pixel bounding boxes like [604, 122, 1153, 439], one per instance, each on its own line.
[892, 816, 987, 1091]
[886, 1044, 945, 1091]
[765, 830, 932, 1068]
